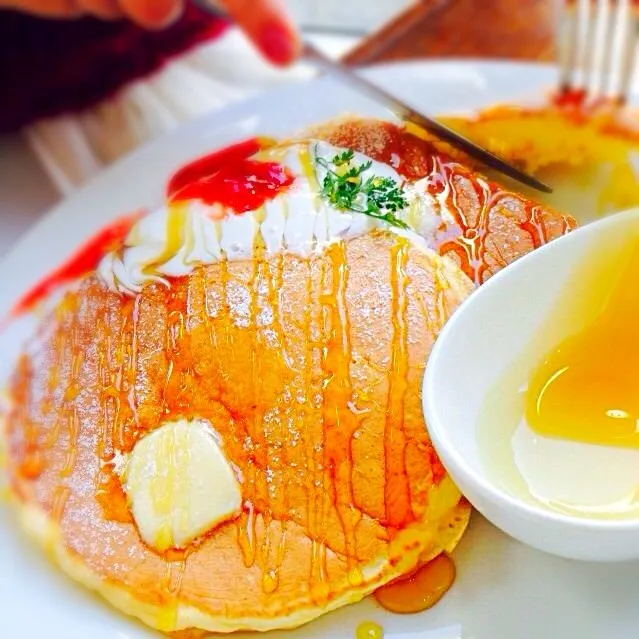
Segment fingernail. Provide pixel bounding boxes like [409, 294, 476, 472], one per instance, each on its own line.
[258, 21, 297, 66]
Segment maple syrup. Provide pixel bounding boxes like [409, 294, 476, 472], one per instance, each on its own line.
[355, 620, 384, 639]
[374, 553, 456, 614]
[479, 216, 639, 518]
[525, 232, 639, 449]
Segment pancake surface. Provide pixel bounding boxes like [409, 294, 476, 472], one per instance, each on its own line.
[5, 231, 471, 632]
[2, 118, 575, 634]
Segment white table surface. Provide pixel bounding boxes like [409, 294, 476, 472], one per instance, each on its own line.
[0, 33, 357, 262]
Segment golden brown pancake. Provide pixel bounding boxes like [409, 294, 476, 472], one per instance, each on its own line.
[2, 117, 575, 635]
[5, 231, 471, 632]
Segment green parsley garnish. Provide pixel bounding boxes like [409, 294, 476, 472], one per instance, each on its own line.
[315, 148, 409, 229]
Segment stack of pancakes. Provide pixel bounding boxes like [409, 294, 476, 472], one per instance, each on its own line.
[1, 118, 574, 635]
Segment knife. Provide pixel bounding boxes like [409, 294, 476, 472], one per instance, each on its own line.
[192, 0, 553, 194]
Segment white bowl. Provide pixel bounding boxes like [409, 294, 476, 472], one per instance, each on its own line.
[422, 207, 639, 562]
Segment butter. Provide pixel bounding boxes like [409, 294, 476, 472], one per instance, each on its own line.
[124, 419, 241, 552]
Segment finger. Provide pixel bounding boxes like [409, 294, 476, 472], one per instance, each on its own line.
[77, 0, 121, 19]
[0, 0, 81, 17]
[218, 0, 301, 66]
[116, 0, 183, 28]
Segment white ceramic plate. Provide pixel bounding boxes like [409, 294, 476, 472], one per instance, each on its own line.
[2, 60, 637, 639]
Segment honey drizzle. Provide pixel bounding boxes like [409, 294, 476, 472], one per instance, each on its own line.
[126, 295, 141, 433]
[262, 247, 289, 593]
[202, 269, 218, 352]
[165, 304, 190, 413]
[95, 292, 132, 521]
[156, 557, 185, 631]
[51, 485, 70, 523]
[274, 519, 288, 592]
[218, 246, 235, 366]
[261, 520, 287, 594]
[36, 295, 82, 522]
[218, 234, 256, 567]
[423, 156, 571, 284]
[519, 203, 548, 249]
[60, 407, 79, 477]
[144, 202, 187, 279]
[111, 313, 130, 453]
[310, 251, 330, 605]
[238, 210, 268, 570]
[165, 553, 187, 594]
[13, 356, 43, 479]
[95, 466, 131, 523]
[384, 238, 413, 527]
[156, 537, 188, 629]
[43, 319, 65, 447]
[300, 253, 326, 598]
[253, 205, 294, 590]
[301, 180, 329, 596]
[437, 162, 492, 284]
[96, 311, 114, 463]
[321, 241, 363, 585]
[298, 145, 321, 211]
[43, 303, 71, 453]
[237, 502, 257, 567]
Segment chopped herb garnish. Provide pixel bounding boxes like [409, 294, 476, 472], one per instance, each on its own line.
[332, 149, 355, 167]
[315, 147, 409, 229]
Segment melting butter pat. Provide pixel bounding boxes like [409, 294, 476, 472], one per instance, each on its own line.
[124, 419, 241, 552]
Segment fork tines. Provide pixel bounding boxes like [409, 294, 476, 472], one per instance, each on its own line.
[558, 0, 639, 105]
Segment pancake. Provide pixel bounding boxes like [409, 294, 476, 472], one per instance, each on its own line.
[1, 117, 575, 635]
[437, 104, 639, 222]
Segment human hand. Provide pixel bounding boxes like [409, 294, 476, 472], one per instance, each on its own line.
[0, 0, 300, 65]
[214, 0, 300, 66]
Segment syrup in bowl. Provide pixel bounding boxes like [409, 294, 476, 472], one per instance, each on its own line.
[479, 212, 639, 521]
[423, 207, 639, 561]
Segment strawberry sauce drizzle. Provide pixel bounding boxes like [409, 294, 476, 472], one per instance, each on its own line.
[167, 137, 295, 212]
[7, 211, 142, 319]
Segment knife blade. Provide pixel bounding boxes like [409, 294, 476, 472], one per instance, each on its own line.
[192, 0, 553, 193]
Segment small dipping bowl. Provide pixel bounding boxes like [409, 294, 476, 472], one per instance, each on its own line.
[423, 207, 639, 562]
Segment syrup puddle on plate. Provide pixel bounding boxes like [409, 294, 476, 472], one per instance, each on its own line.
[374, 553, 456, 613]
[354, 553, 457, 638]
[355, 620, 384, 639]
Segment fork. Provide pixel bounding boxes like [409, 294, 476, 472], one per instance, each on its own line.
[557, 0, 639, 105]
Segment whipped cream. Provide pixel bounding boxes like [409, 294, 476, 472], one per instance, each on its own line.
[97, 141, 438, 295]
